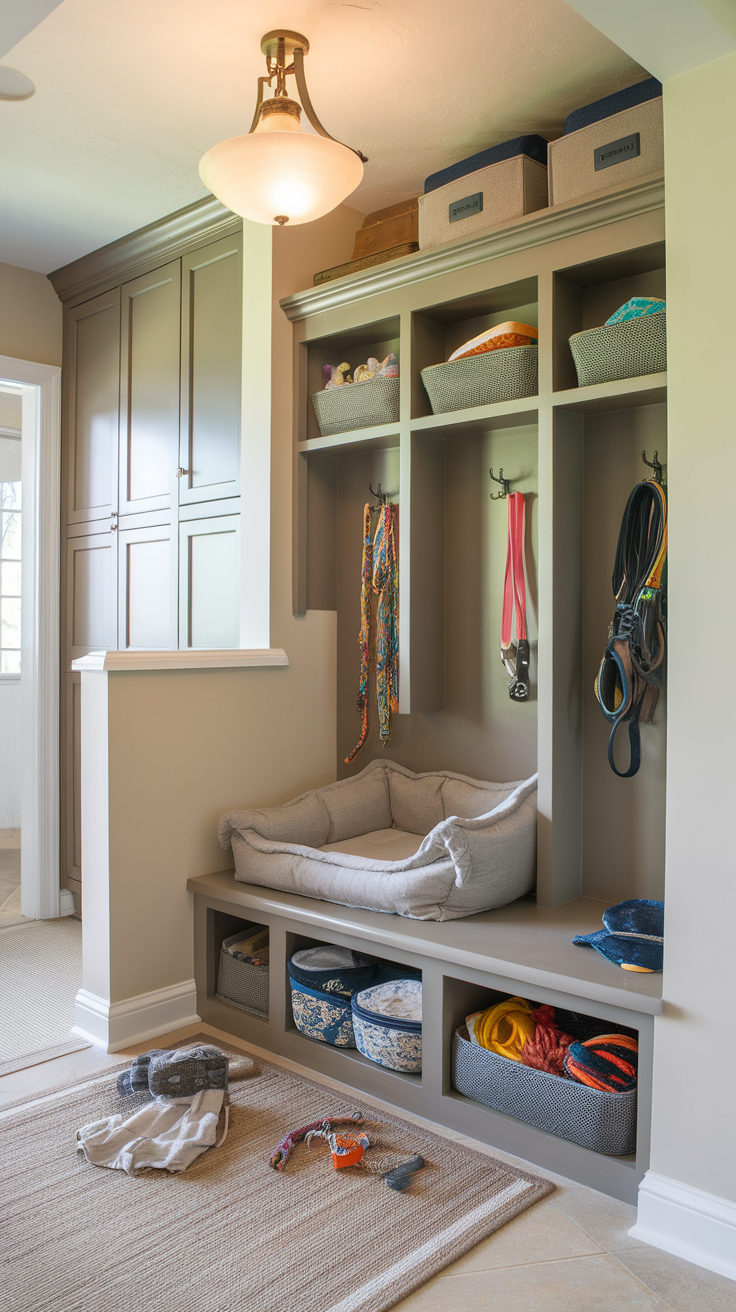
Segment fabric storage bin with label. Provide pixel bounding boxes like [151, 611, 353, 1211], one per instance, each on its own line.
[311, 376, 399, 437]
[548, 78, 663, 207]
[288, 946, 376, 1048]
[352, 978, 422, 1072]
[421, 346, 538, 415]
[452, 1013, 637, 1155]
[215, 925, 269, 1018]
[569, 310, 666, 387]
[419, 142, 548, 252]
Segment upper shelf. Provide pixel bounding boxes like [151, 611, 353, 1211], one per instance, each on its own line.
[188, 870, 664, 1016]
[280, 174, 665, 322]
[411, 398, 538, 436]
[553, 373, 667, 414]
[298, 423, 400, 454]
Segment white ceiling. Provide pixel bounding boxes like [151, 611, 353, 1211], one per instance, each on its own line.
[0, 0, 647, 274]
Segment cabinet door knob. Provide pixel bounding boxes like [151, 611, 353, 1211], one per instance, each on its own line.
[176, 467, 189, 478]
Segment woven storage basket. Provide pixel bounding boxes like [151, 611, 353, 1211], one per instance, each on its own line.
[569, 309, 666, 387]
[421, 346, 538, 415]
[215, 927, 269, 1019]
[452, 1022, 637, 1155]
[311, 376, 400, 437]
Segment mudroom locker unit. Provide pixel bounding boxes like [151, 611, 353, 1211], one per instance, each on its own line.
[52, 206, 244, 898]
[187, 169, 667, 1206]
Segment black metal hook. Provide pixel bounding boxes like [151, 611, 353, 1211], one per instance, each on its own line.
[641, 450, 663, 484]
[489, 467, 512, 500]
[368, 482, 388, 506]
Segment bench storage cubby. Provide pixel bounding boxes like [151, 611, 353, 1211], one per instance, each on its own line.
[452, 1016, 637, 1156]
[215, 923, 269, 1018]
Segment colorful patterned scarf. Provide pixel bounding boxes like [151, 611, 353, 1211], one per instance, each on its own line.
[345, 502, 399, 763]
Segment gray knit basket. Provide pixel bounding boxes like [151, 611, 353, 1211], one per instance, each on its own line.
[311, 376, 400, 437]
[421, 346, 538, 415]
[452, 1025, 637, 1156]
[569, 309, 666, 388]
[215, 929, 269, 1019]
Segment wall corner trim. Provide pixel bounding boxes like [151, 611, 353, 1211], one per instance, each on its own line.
[71, 649, 289, 673]
[73, 980, 200, 1053]
[630, 1170, 736, 1283]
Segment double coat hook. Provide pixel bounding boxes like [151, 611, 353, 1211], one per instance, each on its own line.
[368, 482, 388, 506]
[641, 450, 663, 484]
[489, 467, 512, 500]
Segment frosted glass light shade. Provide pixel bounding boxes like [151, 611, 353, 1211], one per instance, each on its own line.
[199, 127, 364, 226]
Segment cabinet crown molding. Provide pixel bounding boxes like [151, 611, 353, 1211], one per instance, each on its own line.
[49, 196, 242, 305]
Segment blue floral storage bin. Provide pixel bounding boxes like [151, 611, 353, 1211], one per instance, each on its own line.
[352, 978, 423, 1072]
[288, 946, 375, 1048]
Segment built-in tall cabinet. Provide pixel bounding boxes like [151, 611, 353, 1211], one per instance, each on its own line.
[282, 173, 667, 914]
[51, 205, 244, 895]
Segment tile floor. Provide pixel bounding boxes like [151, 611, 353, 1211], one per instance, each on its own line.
[2, 1021, 734, 1309]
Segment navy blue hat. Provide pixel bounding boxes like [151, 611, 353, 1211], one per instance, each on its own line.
[573, 899, 664, 972]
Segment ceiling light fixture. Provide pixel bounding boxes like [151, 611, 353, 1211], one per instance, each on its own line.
[199, 30, 366, 227]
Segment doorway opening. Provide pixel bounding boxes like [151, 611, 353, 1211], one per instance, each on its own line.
[0, 356, 64, 922]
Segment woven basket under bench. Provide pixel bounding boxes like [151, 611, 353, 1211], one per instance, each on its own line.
[215, 926, 269, 1019]
[452, 1014, 638, 1155]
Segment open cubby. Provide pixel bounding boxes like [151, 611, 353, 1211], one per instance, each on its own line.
[404, 421, 538, 783]
[581, 403, 667, 903]
[411, 278, 538, 419]
[553, 242, 666, 391]
[442, 975, 640, 1162]
[551, 397, 667, 907]
[206, 908, 270, 1021]
[302, 315, 400, 442]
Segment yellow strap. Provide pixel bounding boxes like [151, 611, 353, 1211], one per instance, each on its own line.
[468, 997, 535, 1061]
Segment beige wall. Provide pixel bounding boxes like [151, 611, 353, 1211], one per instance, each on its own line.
[650, 52, 736, 1202]
[0, 260, 62, 366]
[91, 204, 361, 1005]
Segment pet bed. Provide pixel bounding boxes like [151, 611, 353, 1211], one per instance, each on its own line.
[218, 760, 537, 922]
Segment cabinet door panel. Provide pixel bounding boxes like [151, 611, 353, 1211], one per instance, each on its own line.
[67, 530, 117, 659]
[179, 234, 242, 506]
[118, 523, 177, 650]
[120, 262, 180, 516]
[179, 515, 240, 649]
[67, 290, 120, 524]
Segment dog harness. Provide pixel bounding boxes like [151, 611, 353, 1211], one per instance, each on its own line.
[500, 491, 530, 701]
[595, 477, 667, 777]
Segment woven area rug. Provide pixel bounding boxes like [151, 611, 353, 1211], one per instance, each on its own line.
[1, 1038, 552, 1312]
[0, 917, 82, 1062]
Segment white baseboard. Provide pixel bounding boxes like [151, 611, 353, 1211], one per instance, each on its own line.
[73, 979, 200, 1052]
[59, 888, 75, 917]
[630, 1170, 736, 1283]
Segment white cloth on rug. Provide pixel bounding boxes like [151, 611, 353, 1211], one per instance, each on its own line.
[76, 1090, 228, 1175]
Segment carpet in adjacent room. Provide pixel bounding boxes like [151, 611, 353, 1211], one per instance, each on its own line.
[0, 917, 83, 1064]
